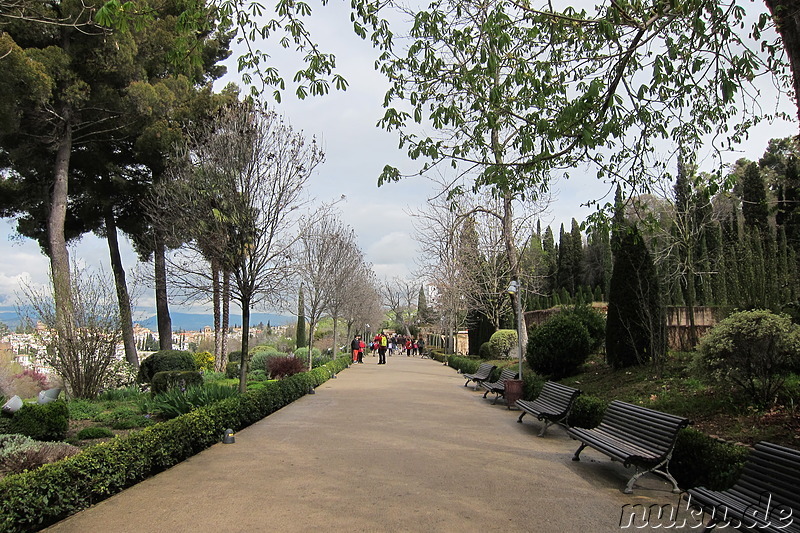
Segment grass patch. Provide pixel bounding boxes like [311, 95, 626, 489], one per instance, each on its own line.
[557, 351, 800, 447]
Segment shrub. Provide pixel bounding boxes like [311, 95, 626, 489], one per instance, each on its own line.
[0, 434, 35, 462]
[13, 368, 49, 390]
[137, 350, 197, 384]
[521, 369, 546, 402]
[228, 350, 242, 363]
[267, 356, 306, 379]
[151, 371, 204, 395]
[526, 313, 592, 379]
[225, 362, 240, 379]
[102, 360, 138, 389]
[248, 370, 268, 382]
[488, 330, 517, 359]
[193, 351, 215, 372]
[76, 427, 115, 440]
[566, 395, 607, 429]
[671, 428, 750, 490]
[9, 400, 69, 442]
[693, 309, 800, 407]
[447, 356, 480, 374]
[560, 305, 606, 353]
[1, 441, 81, 475]
[478, 342, 493, 360]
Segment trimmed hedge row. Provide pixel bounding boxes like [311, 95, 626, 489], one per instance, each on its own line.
[0, 357, 350, 532]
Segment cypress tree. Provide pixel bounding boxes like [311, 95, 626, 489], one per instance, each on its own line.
[606, 225, 666, 368]
[296, 286, 307, 349]
[741, 162, 770, 232]
[570, 218, 584, 293]
[556, 223, 574, 295]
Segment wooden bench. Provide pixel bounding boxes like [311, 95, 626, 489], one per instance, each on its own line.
[516, 381, 581, 436]
[685, 441, 799, 533]
[480, 368, 519, 404]
[463, 363, 496, 389]
[567, 400, 690, 494]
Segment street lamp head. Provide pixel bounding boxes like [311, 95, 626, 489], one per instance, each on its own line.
[506, 280, 519, 295]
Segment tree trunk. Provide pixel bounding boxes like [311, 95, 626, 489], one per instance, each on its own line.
[331, 314, 339, 356]
[221, 270, 230, 370]
[211, 258, 222, 369]
[238, 295, 251, 393]
[154, 233, 172, 350]
[105, 206, 139, 368]
[501, 192, 529, 355]
[766, 0, 800, 124]
[48, 119, 75, 362]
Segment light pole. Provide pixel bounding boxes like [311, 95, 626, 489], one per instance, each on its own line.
[506, 280, 524, 379]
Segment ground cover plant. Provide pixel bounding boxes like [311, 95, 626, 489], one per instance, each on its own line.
[558, 350, 800, 448]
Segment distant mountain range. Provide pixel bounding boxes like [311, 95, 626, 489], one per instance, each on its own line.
[0, 308, 293, 332]
[137, 312, 293, 331]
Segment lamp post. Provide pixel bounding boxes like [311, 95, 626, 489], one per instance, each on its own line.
[506, 280, 523, 380]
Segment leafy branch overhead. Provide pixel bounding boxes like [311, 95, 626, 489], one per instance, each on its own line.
[91, 0, 393, 101]
[377, 0, 792, 196]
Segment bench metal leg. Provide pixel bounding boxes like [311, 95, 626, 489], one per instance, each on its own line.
[624, 457, 681, 494]
[537, 420, 554, 437]
[572, 443, 588, 461]
[482, 389, 490, 398]
[517, 412, 526, 423]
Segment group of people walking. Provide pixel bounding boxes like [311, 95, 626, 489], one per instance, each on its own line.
[350, 332, 426, 365]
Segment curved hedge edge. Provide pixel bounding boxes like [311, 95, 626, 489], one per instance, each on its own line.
[0, 357, 351, 533]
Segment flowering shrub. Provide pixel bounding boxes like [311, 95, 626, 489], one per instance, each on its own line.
[193, 351, 215, 372]
[267, 356, 306, 379]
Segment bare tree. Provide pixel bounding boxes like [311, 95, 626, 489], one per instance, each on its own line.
[20, 264, 123, 399]
[412, 176, 551, 354]
[161, 101, 323, 391]
[383, 277, 420, 336]
[296, 213, 358, 367]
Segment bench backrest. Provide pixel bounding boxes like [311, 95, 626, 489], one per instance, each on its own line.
[599, 400, 690, 458]
[539, 381, 581, 409]
[732, 441, 799, 518]
[497, 368, 518, 383]
[474, 363, 495, 379]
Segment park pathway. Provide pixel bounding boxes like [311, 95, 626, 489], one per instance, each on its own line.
[45, 355, 701, 532]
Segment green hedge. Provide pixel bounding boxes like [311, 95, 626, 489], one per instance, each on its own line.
[9, 401, 69, 442]
[0, 357, 350, 532]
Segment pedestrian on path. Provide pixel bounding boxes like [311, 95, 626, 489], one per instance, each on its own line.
[378, 333, 388, 364]
[358, 337, 366, 363]
[351, 335, 361, 363]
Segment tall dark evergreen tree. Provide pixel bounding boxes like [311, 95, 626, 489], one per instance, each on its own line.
[741, 162, 770, 233]
[296, 286, 308, 349]
[606, 223, 665, 368]
[556, 223, 575, 295]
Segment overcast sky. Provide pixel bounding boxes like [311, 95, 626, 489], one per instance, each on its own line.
[1, 2, 798, 318]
